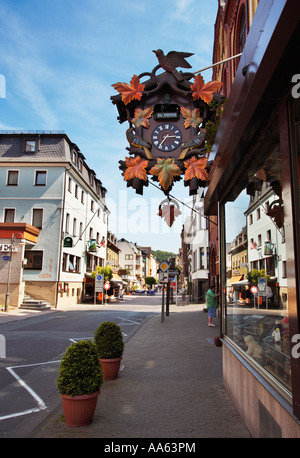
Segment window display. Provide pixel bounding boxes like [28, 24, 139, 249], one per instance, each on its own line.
[224, 144, 291, 392]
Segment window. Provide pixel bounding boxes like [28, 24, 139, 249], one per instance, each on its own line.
[73, 218, 77, 237]
[79, 222, 83, 240]
[7, 170, 19, 186]
[68, 177, 72, 193]
[65, 213, 70, 233]
[35, 171, 47, 186]
[125, 254, 133, 260]
[125, 265, 133, 270]
[32, 209, 43, 229]
[4, 209, 15, 222]
[62, 253, 81, 273]
[81, 190, 84, 204]
[238, 8, 247, 53]
[25, 140, 36, 153]
[91, 200, 94, 212]
[72, 151, 77, 164]
[199, 247, 205, 269]
[75, 184, 78, 199]
[24, 250, 43, 270]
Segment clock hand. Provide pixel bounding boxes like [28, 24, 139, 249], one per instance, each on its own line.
[159, 134, 176, 148]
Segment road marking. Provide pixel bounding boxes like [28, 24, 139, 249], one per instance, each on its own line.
[0, 360, 60, 421]
[116, 317, 142, 325]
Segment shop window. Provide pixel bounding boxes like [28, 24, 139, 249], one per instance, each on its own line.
[24, 250, 43, 270]
[224, 143, 291, 393]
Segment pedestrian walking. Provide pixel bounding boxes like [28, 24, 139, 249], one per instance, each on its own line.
[206, 285, 219, 327]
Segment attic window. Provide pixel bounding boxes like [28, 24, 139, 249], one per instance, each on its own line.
[25, 140, 36, 153]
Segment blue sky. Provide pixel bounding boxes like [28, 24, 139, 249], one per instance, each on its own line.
[0, 0, 218, 253]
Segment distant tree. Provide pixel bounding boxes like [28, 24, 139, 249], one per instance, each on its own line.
[145, 276, 158, 287]
[247, 269, 270, 284]
[152, 250, 178, 264]
[91, 266, 113, 281]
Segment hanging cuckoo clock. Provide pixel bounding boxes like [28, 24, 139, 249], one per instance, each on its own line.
[111, 49, 221, 201]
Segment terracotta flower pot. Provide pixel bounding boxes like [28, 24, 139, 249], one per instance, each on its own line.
[60, 390, 100, 426]
[99, 357, 122, 380]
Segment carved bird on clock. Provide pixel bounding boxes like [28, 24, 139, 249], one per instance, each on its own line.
[152, 49, 194, 81]
[178, 129, 207, 160]
[126, 128, 154, 159]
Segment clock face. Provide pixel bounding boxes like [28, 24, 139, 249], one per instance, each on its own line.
[151, 123, 182, 152]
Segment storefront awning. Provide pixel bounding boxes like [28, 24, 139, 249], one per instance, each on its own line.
[229, 275, 243, 284]
[111, 274, 123, 284]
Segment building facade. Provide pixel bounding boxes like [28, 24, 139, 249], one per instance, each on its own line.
[205, 0, 300, 437]
[183, 193, 209, 302]
[0, 131, 109, 307]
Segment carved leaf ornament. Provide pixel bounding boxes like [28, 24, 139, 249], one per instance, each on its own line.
[158, 199, 182, 227]
[149, 158, 182, 191]
[112, 75, 145, 105]
[181, 107, 203, 128]
[184, 156, 208, 181]
[131, 107, 154, 128]
[123, 156, 148, 182]
[190, 74, 222, 104]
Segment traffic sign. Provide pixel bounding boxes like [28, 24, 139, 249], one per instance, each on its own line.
[250, 286, 258, 294]
[168, 269, 179, 276]
[159, 272, 169, 283]
[95, 274, 104, 292]
[159, 262, 169, 271]
[104, 282, 110, 290]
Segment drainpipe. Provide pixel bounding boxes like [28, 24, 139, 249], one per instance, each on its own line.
[56, 168, 67, 308]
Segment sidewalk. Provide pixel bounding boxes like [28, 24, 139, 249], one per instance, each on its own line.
[29, 305, 252, 439]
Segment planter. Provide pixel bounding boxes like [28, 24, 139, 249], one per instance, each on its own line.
[99, 357, 122, 380]
[60, 390, 100, 426]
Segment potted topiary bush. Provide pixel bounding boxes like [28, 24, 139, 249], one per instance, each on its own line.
[94, 321, 124, 380]
[57, 339, 103, 426]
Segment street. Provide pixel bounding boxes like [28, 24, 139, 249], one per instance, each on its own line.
[0, 293, 162, 438]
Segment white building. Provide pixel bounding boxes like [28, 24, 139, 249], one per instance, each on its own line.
[0, 131, 109, 307]
[245, 182, 287, 308]
[117, 238, 144, 290]
[183, 192, 209, 302]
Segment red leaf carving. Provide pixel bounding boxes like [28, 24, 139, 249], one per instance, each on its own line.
[131, 107, 153, 128]
[112, 75, 145, 105]
[184, 156, 208, 181]
[190, 74, 222, 104]
[123, 156, 148, 181]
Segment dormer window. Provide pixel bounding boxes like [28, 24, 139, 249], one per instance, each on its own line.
[25, 140, 36, 153]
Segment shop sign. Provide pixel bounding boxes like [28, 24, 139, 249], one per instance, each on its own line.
[88, 239, 97, 252]
[0, 244, 17, 252]
[63, 236, 73, 248]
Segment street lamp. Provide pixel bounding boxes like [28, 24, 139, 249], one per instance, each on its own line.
[5, 233, 25, 312]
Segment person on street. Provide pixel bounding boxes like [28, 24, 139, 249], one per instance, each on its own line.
[206, 285, 219, 327]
